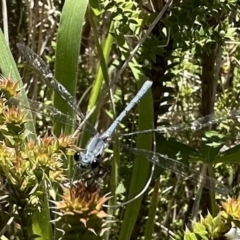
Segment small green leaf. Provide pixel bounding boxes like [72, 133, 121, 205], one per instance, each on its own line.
[199, 131, 226, 163]
[89, 0, 102, 16]
[115, 181, 126, 194]
[212, 214, 222, 228]
[193, 222, 206, 232]
[184, 228, 198, 240]
[213, 144, 240, 164]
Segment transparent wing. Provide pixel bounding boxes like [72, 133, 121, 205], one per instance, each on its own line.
[123, 146, 228, 195]
[120, 109, 240, 136]
[8, 96, 79, 129]
[16, 43, 97, 134]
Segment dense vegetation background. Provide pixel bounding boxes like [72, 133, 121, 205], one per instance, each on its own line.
[0, 0, 240, 239]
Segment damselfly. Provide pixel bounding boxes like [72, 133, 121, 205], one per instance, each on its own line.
[13, 43, 229, 197]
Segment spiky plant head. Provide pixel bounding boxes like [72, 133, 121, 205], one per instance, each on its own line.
[53, 182, 111, 239]
[0, 77, 78, 237]
[0, 75, 19, 98]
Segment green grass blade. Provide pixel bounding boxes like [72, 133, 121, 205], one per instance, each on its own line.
[53, 0, 89, 136]
[87, 8, 112, 106]
[52, 1, 88, 239]
[53, 0, 88, 175]
[80, 12, 114, 147]
[144, 178, 160, 240]
[118, 65, 154, 240]
[32, 191, 53, 240]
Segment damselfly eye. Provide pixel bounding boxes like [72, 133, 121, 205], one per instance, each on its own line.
[91, 160, 99, 169]
[74, 152, 81, 162]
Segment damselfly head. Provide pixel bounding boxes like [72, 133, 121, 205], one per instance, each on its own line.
[74, 151, 100, 169]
